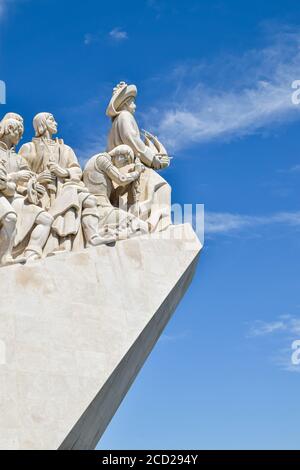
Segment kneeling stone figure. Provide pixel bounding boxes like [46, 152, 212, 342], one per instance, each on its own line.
[83, 145, 149, 240]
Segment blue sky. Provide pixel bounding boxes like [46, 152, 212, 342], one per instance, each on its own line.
[2, 0, 300, 450]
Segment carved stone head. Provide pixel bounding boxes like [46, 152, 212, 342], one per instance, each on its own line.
[33, 112, 58, 137]
[109, 144, 135, 168]
[1, 112, 24, 125]
[106, 82, 137, 118]
[0, 118, 23, 148]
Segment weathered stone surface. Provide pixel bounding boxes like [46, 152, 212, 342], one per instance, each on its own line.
[0, 224, 201, 450]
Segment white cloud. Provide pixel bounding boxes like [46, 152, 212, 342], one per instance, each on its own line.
[248, 314, 300, 338]
[249, 320, 288, 337]
[84, 28, 129, 46]
[285, 164, 300, 173]
[205, 210, 300, 235]
[248, 315, 300, 372]
[84, 33, 93, 46]
[148, 29, 300, 151]
[109, 27, 128, 42]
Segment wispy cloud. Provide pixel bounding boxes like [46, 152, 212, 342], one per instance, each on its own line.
[84, 27, 128, 46]
[248, 315, 300, 372]
[249, 319, 288, 337]
[281, 164, 300, 173]
[83, 33, 94, 46]
[83, 32, 103, 46]
[205, 210, 300, 235]
[147, 28, 300, 151]
[146, 0, 166, 19]
[109, 27, 128, 42]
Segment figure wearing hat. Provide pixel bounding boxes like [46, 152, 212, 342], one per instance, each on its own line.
[106, 82, 172, 233]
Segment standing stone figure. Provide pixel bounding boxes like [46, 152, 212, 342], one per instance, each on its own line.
[83, 144, 148, 239]
[106, 82, 172, 232]
[0, 117, 53, 265]
[19, 112, 114, 255]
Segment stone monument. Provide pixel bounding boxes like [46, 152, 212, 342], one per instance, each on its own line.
[0, 83, 202, 449]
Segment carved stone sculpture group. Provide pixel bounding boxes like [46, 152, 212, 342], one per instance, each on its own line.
[0, 82, 172, 266]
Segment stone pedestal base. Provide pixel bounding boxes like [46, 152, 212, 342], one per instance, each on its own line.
[0, 224, 201, 449]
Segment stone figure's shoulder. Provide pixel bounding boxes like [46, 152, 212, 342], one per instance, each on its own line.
[59, 141, 80, 165]
[60, 141, 76, 156]
[117, 110, 138, 134]
[18, 141, 36, 159]
[94, 153, 112, 172]
[118, 110, 134, 122]
[56, 138, 74, 153]
[15, 153, 29, 169]
[83, 154, 98, 172]
[63, 143, 74, 153]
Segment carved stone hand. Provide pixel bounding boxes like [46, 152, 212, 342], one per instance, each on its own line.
[48, 163, 69, 179]
[0, 178, 7, 191]
[153, 154, 170, 170]
[10, 170, 32, 183]
[37, 170, 55, 184]
[134, 159, 145, 175]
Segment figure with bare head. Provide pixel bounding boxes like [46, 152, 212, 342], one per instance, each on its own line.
[19, 112, 115, 255]
[1, 112, 24, 125]
[83, 144, 148, 239]
[0, 117, 53, 265]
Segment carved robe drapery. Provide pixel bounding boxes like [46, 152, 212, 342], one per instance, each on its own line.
[0, 143, 44, 250]
[19, 138, 90, 254]
[107, 110, 171, 232]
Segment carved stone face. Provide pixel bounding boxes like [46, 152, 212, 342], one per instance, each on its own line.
[45, 114, 58, 135]
[124, 97, 136, 115]
[113, 153, 131, 168]
[7, 122, 23, 146]
[109, 145, 134, 168]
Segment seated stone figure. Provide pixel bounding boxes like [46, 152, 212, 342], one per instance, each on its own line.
[106, 82, 172, 233]
[83, 145, 148, 240]
[0, 117, 53, 265]
[19, 112, 115, 255]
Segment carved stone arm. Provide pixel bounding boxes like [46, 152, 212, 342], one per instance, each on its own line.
[95, 155, 140, 187]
